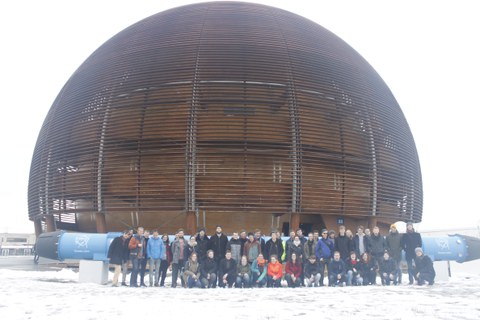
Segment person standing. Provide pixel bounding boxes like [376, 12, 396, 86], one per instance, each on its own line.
[354, 226, 369, 258]
[243, 232, 261, 264]
[335, 225, 353, 261]
[108, 230, 131, 287]
[195, 228, 209, 263]
[316, 229, 334, 286]
[386, 224, 403, 284]
[208, 225, 228, 268]
[121, 229, 133, 286]
[303, 232, 316, 264]
[254, 229, 266, 255]
[171, 229, 187, 288]
[368, 226, 387, 268]
[139, 229, 150, 286]
[265, 231, 284, 262]
[159, 233, 171, 287]
[147, 229, 163, 287]
[227, 231, 243, 263]
[401, 222, 422, 284]
[128, 227, 146, 287]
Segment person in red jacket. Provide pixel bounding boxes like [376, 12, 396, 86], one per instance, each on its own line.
[285, 252, 302, 288]
[267, 255, 283, 287]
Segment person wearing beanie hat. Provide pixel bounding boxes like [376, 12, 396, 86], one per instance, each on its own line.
[316, 227, 335, 286]
[401, 221, 422, 284]
[386, 223, 403, 284]
[414, 246, 435, 285]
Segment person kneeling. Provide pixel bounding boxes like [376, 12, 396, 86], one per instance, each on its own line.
[267, 255, 283, 288]
[414, 247, 435, 286]
[183, 252, 202, 288]
[328, 251, 346, 287]
[285, 252, 302, 288]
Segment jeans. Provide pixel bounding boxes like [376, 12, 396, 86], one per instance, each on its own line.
[304, 273, 321, 287]
[139, 257, 147, 285]
[158, 259, 169, 286]
[235, 274, 251, 288]
[406, 257, 415, 284]
[130, 257, 140, 286]
[187, 276, 202, 288]
[347, 270, 363, 286]
[171, 260, 185, 288]
[381, 272, 396, 285]
[267, 276, 281, 288]
[201, 273, 217, 288]
[149, 258, 161, 285]
[252, 272, 267, 287]
[328, 274, 346, 287]
[285, 274, 301, 288]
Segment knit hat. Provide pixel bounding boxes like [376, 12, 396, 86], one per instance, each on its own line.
[390, 224, 397, 229]
[321, 229, 328, 234]
[406, 221, 414, 227]
[415, 247, 423, 254]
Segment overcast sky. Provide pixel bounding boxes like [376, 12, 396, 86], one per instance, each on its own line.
[1, 0, 479, 233]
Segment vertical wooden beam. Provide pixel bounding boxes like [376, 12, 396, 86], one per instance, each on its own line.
[96, 212, 107, 233]
[290, 211, 300, 232]
[368, 216, 377, 229]
[186, 210, 197, 235]
[45, 215, 56, 232]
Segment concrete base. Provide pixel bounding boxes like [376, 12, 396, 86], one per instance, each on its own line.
[79, 260, 109, 285]
[433, 261, 450, 282]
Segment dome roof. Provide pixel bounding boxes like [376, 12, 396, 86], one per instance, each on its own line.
[29, 1, 422, 233]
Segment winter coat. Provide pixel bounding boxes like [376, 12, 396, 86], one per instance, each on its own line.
[251, 259, 268, 282]
[358, 258, 377, 277]
[401, 231, 422, 260]
[368, 234, 387, 256]
[328, 259, 346, 277]
[267, 261, 283, 279]
[287, 242, 304, 261]
[171, 237, 187, 263]
[335, 235, 354, 260]
[304, 260, 322, 278]
[354, 234, 369, 257]
[379, 257, 396, 274]
[316, 237, 334, 260]
[415, 254, 436, 277]
[209, 233, 228, 262]
[108, 236, 127, 265]
[265, 239, 284, 262]
[219, 258, 237, 278]
[284, 237, 295, 261]
[237, 263, 251, 277]
[128, 234, 146, 259]
[345, 258, 360, 275]
[200, 257, 217, 278]
[147, 236, 164, 260]
[285, 261, 303, 278]
[162, 241, 172, 263]
[303, 240, 316, 262]
[195, 234, 210, 261]
[183, 259, 201, 284]
[227, 238, 243, 263]
[244, 239, 261, 263]
[386, 231, 403, 263]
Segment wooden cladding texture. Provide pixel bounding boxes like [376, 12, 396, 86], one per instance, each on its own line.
[28, 2, 422, 232]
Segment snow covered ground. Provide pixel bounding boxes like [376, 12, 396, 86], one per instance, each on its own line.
[1, 265, 480, 320]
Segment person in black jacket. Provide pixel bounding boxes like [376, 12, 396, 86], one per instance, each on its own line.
[414, 247, 435, 285]
[358, 252, 377, 285]
[335, 225, 354, 261]
[368, 226, 387, 266]
[378, 251, 397, 285]
[265, 231, 284, 262]
[107, 230, 130, 287]
[208, 225, 228, 267]
[219, 251, 237, 288]
[121, 229, 133, 286]
[304, 255, 322, 287]
[200, 250, 218, 288]
[195, 228, 210, 263]
[401, 221, 422, 284]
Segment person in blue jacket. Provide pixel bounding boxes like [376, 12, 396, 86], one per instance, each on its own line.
[147, 229, 164, 286]
[316, 229, 334, 286]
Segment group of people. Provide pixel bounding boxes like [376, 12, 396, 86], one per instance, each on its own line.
[107, 222, 436, 288]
